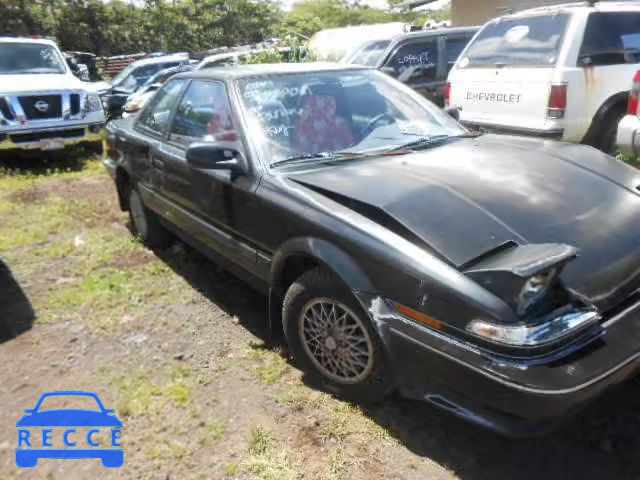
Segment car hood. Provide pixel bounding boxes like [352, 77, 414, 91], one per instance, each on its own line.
[0, 73, 86, 93]
[287, 135, 640, 311]
[16, 410, 122, 427]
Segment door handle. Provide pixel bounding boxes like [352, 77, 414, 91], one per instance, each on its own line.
[151, 157, 164, 169]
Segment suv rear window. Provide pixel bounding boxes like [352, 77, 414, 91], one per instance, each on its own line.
[460, 14, 569, 68]
[579, 12, 640, 66]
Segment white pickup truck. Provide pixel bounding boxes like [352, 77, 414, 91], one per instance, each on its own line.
[447, 2, 640, 152]
[0, 37, 105, 154]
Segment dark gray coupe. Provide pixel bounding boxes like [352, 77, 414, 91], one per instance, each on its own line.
[104, 63, 640, 436]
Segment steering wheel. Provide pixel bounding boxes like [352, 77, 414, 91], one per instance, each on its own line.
[357, 113, 396, 142]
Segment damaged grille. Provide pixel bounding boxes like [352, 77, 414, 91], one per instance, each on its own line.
[10, 128, 85, 144]
[18, 95, 62, 120]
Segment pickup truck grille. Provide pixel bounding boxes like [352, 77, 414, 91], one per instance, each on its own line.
[9, 128, 85, 144]
[18, 95, 62, 120]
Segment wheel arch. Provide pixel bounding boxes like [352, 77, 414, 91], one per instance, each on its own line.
[581, 90, 629, 147]
[268, 237, 376, 333]
[114, 165, 131, 211]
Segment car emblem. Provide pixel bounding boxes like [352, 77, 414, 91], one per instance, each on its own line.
[34, 100, 49, 112]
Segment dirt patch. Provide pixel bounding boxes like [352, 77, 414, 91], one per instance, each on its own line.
[6, 183, 50, 204]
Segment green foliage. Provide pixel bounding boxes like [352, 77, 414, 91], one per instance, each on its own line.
[240, 36, 318, 64]
[0, 0, 449, 56]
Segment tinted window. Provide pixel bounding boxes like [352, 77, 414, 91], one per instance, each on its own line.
[347, 40, 391, 66]
[579, 13, 640, 66]
[386, 39, 438, 84]
[137, 79, 185, 136]
[169, 80, 237, 146]
[446, 36, 472, 72]
[461, 14, 569, 67]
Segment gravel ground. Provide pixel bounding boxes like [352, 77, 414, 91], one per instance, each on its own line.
[0, 155, 639, 480]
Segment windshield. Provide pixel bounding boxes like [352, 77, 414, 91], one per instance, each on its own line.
[0, 43, 66, 75]
[346, 40, 391, 66]
[238, 69, 465, 166]
[460, 14, 569, 68]
[111, 63, 136, 87]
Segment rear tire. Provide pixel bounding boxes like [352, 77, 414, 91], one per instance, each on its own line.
[283, 267, 394, 404]
[127, 184, 171, 249]
[590, 104, 627, 154]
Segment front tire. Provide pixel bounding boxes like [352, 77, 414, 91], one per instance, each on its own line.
[283, 267, 393, 403]
[128, 184, 171, 249]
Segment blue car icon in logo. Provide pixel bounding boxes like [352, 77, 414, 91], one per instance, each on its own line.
[16, 391, 123, 468]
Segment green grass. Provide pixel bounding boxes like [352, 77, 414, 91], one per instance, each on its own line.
[113, 368, 196, 418]
[246, 341, 290, 385]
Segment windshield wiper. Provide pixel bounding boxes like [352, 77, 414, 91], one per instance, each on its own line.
[270, 151, 366, 168]
[389, 134, 451, 152]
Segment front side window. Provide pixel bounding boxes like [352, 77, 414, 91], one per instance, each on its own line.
[169, 80, 237, 146]
[579, 13, 640, 66]
[385, 40, 439, 84]
[238, 69, 464, 166]
[137, 79, 186, 136]
[0, 43, 66, 75]
[460, 14, 569, 68]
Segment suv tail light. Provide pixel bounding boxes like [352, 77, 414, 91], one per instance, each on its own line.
[444, 82, 451, 107]
[547, 84, 567, 119]
[628, 71, 640, 116]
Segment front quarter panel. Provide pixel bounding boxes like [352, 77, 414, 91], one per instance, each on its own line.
[256, 173, 517, 332]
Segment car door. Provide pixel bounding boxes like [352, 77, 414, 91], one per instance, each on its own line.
[381, 36, 444, 105]
[161, 79, 263, 278]
[129, 78, 187, 199]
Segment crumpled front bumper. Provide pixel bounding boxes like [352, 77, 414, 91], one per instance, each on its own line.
[356, 293, 640, 436]
[0, 124, 105, 151]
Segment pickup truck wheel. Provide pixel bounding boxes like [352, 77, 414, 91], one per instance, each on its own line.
[283, 267, 393, 404]
[128, 186, 171, 248]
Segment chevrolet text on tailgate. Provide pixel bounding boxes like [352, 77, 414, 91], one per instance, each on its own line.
[447, 1, 640, 152]
[0, 37, 105, 154]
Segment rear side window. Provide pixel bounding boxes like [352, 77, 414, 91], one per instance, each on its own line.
[579, 12, 640, 66]
[446, 36, 473, 72]
[385, 39, 438, 83]
[137, 79, 186, 136]
[460, 14, 569, 68]
[169, 80, 237, 146]
[347, 40, 391, 67]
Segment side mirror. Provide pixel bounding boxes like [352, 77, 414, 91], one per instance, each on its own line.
[186, 141, 246, 177]
[444, 106, 460, 121]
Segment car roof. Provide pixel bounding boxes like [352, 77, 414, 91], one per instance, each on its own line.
[176, 62, 370, 80]
[0, 36, 58, 47]
[402, 26, 480, 39]
[130, 53, 190, 67]
[506, 1, 640, 17]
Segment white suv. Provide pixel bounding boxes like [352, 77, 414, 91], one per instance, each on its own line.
[447, 2, 640, 152]
[0, 37, 105, 154]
